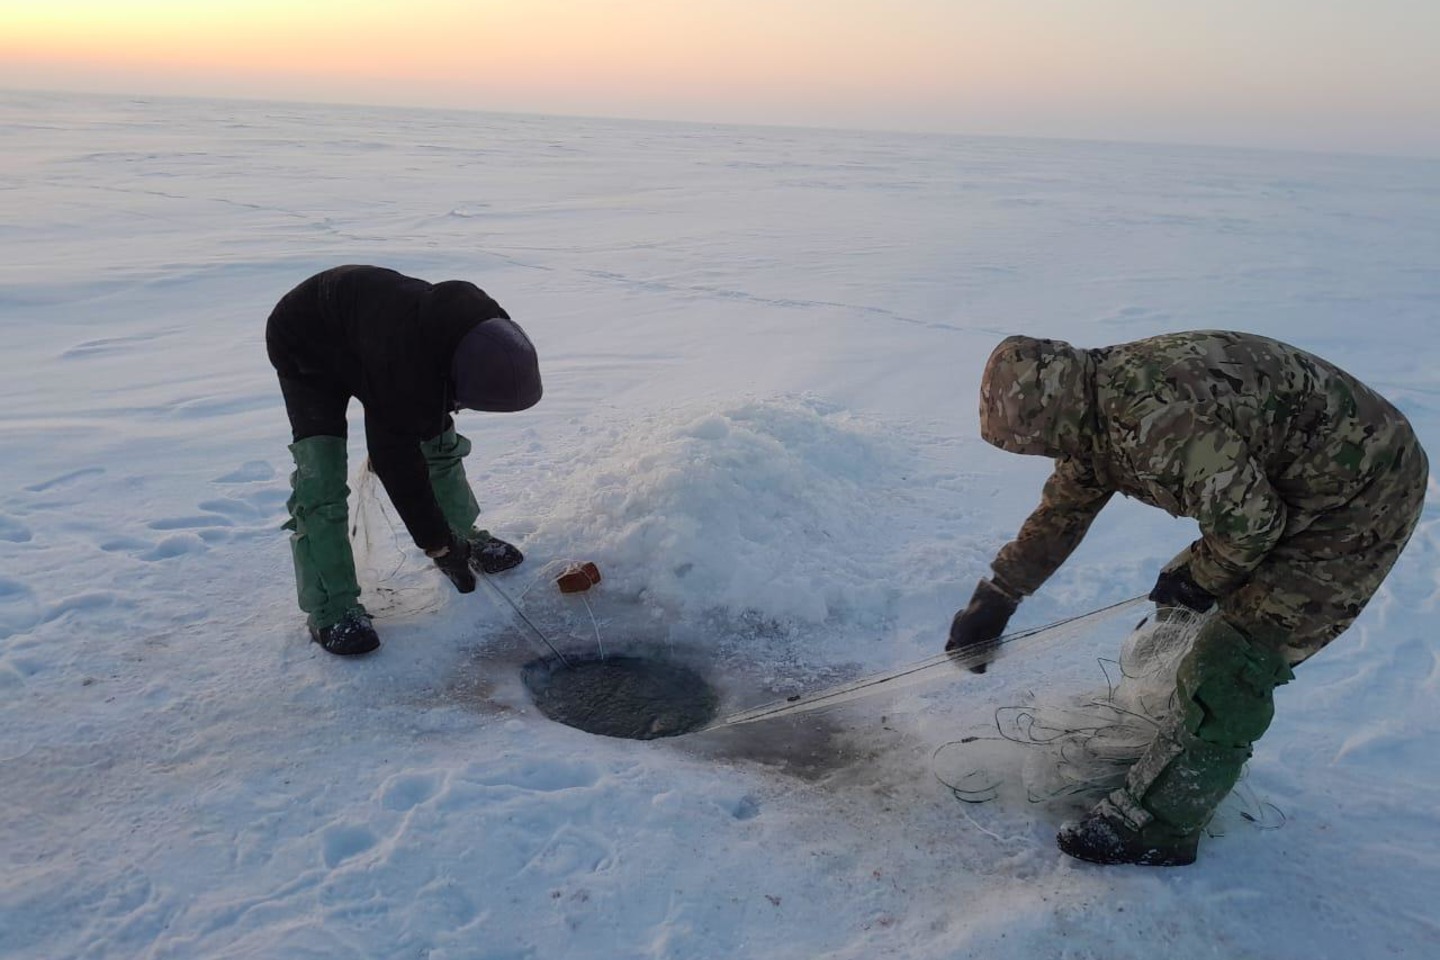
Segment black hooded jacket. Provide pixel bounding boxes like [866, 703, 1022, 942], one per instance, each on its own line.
[266, 265, 509, 551]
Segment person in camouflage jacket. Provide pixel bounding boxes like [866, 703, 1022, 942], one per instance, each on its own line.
[948, 330, 1427, 865]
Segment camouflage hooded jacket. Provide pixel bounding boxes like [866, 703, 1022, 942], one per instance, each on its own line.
[979, 330, 1420, 598]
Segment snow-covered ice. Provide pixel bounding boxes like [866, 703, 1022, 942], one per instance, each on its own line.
[2, 89, 1438, 958]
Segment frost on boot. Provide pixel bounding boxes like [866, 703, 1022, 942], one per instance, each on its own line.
[1057, 804, 1199, 867]
[309, 608, 381, 656]
[469, 533, 524, 575]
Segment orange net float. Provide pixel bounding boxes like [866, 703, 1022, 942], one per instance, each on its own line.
[556, 561, 602, 594]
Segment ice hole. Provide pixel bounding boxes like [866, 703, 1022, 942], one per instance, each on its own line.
[522, 654, 719, 740]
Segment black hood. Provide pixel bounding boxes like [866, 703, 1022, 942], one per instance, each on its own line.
[450, 317, 542, 412]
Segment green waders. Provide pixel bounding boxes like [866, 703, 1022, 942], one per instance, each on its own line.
[284, 436, 364, 631]
[1100, 616, 1295, 842]
[420, 427, 484, 539]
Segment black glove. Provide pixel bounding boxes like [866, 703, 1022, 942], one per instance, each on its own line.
[946, 579, 1019, 674]
[469, 533, 524, 575]
[431, 535, 477, 594]
[1148, 566, 1215, 613]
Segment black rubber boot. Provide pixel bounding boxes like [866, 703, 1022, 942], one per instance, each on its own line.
[309, 608, 381, 656]
[470, 534, 524, 574]
[1057, 806, 1199, 867]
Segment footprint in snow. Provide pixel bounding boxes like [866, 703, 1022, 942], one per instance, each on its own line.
[140, 534, 209, 561]
[732, 795, 761, 820]
[0, 576, 41, 640]
[197, 498, 261, 519]
[0, 514, 33, 543]
[41, 591, 126, 625]
[198, 491, 288, 528]
[214, 460, 276, 484]
[379, 771, 445, 812]
[520, 824, 616, 878]
[463, 759, 602, 795]
[321, 824, 379, 868]
[23, 466, 105, 493]
[147, 514, 238, 546]
[208, 463, 290, 529]
[99, 536, 155, 554]
[97, 533, 213, 561]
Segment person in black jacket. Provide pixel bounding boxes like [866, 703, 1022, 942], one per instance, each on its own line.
[266, 265, 542, 655]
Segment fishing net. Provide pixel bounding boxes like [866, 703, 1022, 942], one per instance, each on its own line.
[351, 460, 449, 619]
[933, 609, 1285, 830]
[351, 460, 600, 655]
[710, 595, 1148, 728]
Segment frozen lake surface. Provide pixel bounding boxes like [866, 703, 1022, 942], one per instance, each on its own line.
[2, 90, 1438, 959]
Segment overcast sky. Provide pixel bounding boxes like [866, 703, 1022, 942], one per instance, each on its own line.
[5, 1, 1439, 156]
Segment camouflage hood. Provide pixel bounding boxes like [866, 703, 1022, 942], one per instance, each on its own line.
[979, 335, 1100, 459]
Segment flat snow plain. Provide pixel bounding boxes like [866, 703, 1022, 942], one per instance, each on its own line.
[2, 90, 1438, 959]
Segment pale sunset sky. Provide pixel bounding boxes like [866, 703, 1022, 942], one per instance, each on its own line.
[4, 0, 1438, 155]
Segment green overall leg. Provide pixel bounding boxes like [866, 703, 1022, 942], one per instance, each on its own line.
[419, 426, 524, 574]
[420, 427, 482, 537]
[1059, 617, 1294, 865]
[284, 436, 364, 631]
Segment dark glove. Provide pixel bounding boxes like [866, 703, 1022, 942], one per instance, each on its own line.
[946, 579, 1019, 674]
[1148, 565, 1215, 613]
[431, 535, 477, 594]
[468, 533, 524, 575]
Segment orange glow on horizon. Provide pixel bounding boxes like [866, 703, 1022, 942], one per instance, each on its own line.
[3, 2, 1058, 104]
[4, 1, 1437, 153]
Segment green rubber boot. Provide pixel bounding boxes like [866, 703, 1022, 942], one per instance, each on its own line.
[420, 427, 524, 574]
[421, 427, 482, 536]
[284, 436, 371, 651]
[1058, 617, 1294, 865]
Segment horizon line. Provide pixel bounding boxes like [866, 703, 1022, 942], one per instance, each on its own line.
[6, 82, 1440, 166]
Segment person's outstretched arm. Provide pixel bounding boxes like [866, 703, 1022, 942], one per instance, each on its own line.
[948, 458, 1112, 671]
[991, 457, 1114, 598]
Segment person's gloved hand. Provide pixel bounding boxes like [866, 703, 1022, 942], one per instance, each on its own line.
[946, 579, 1019, 674]
[468, 533, 524, 575]
[430, 534, 477, 593]
[1148, 565, 1215, 613]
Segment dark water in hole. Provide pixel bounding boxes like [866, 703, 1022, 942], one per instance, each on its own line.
[522, 655, 720, 740]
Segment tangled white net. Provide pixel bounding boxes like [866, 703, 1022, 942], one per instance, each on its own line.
[933, 609, 1285, 832]
[350, 460, 449, 620]
[349, 460, 608, 662]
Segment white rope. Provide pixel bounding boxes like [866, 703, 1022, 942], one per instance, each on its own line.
[703, 595, 1148, 730]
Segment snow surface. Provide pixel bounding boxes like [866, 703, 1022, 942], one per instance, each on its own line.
[2, 89, 1439, 959]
